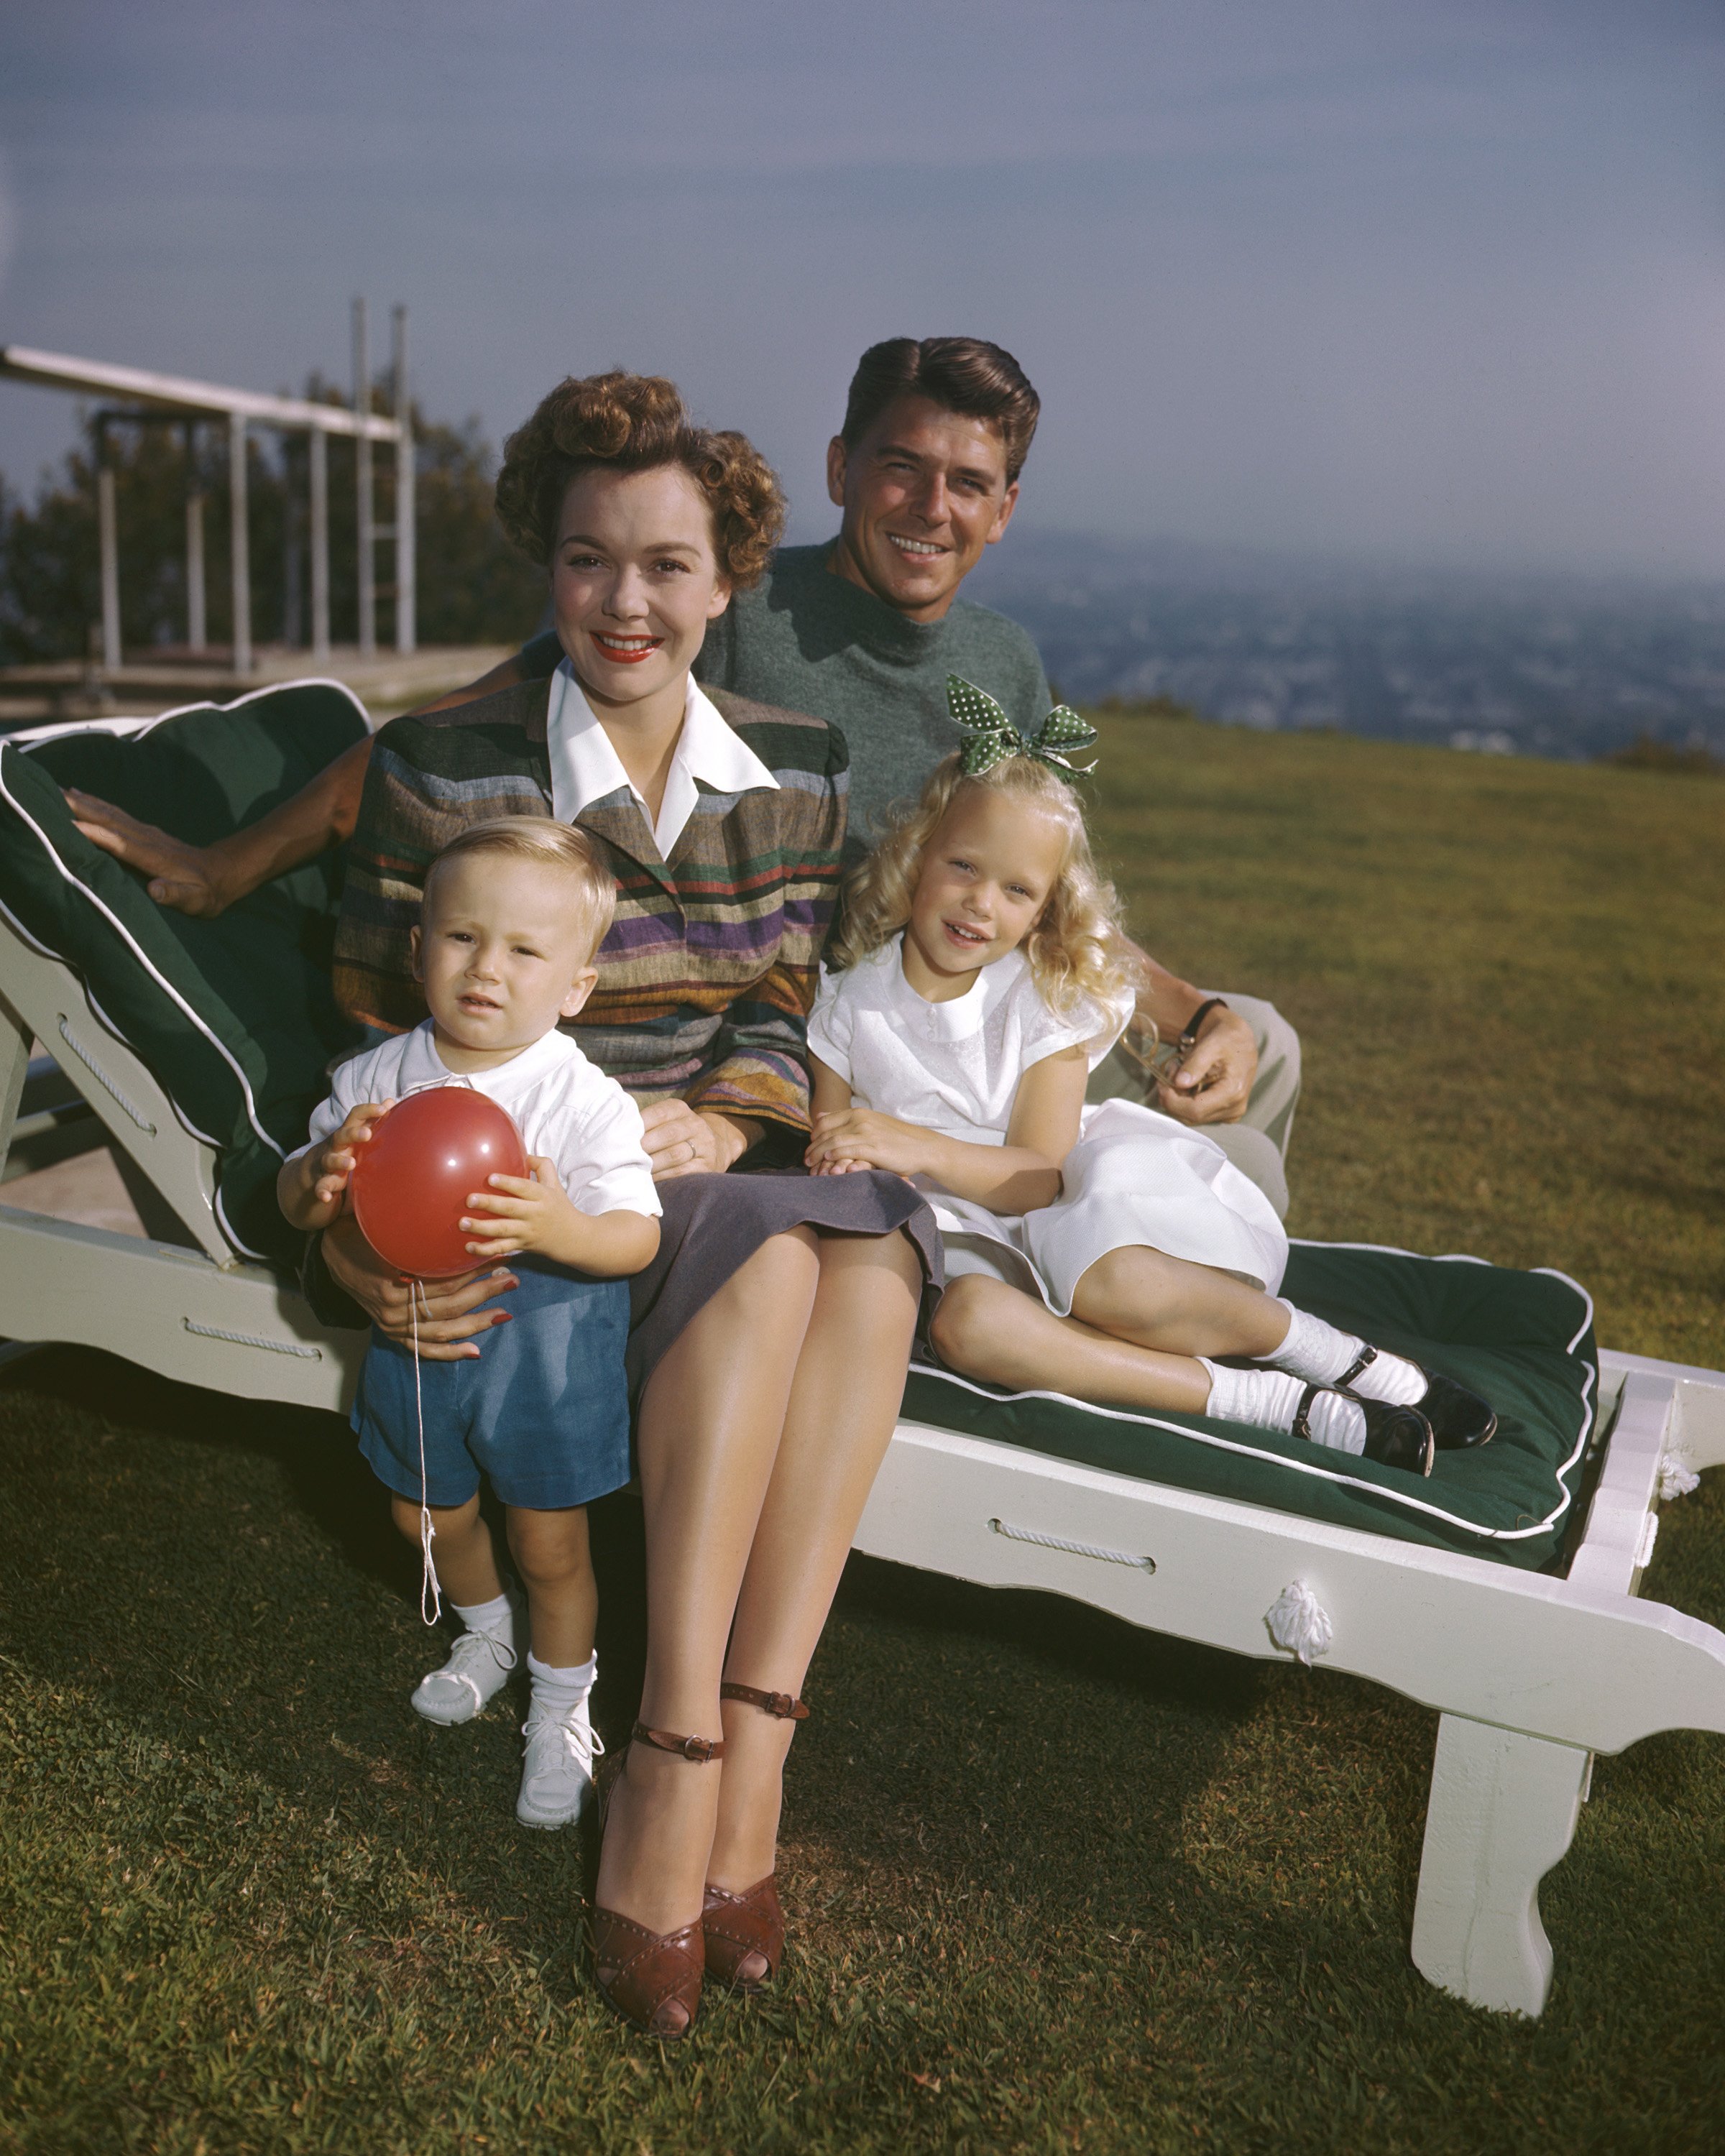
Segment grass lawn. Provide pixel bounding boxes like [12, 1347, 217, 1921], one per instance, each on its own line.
[1, 718, 1722, 2154]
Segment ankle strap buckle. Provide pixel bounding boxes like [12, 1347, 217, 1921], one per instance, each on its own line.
[632, 1722, 725, 1763]
[719, 1681, 811, 1722]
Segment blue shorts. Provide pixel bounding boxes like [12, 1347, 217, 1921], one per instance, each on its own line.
[351, 1261, 632, 1512]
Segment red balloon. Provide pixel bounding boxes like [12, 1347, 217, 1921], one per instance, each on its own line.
[351, 1086, 530, 1279]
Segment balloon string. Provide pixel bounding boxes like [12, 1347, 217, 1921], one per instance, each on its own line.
[411, 1279, 443, 1628]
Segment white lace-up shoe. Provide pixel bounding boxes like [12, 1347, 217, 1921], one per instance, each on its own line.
[515, 1699, 604, 1829]
[410, 1624, 518, 1726]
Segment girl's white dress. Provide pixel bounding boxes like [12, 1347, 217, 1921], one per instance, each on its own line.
[808, 939, 1287, 1309]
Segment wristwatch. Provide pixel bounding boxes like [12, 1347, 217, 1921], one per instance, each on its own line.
[1176, 998, 1228, 1058]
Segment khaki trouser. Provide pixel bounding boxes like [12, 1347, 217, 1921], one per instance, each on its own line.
[1085, 992, 1302, 1220]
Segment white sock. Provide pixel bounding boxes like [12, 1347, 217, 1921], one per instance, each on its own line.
[525, 1649, 597, 1720]
[454, 1592, 516, 1643]
[1266, 1302, 1424, 1406]
[1200, 1360, 1368, 1456]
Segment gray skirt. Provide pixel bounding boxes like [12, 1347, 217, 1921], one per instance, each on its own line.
[626, 1167, 942, 1401]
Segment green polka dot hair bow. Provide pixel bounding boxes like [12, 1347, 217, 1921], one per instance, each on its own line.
[947, 674, 1099, 780]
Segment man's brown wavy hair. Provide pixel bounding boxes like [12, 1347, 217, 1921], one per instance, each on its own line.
[494, 371, 785, 587]
[840, 338, 1041, 484]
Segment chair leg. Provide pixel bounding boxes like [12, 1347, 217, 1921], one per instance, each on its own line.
[1410, 1711, 1590, 2017]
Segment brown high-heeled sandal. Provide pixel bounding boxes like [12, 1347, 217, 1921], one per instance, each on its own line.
[702, 1683, 809, 1993]
[589, 1723, 725, 2040]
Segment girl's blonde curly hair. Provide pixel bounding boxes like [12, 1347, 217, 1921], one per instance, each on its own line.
[829, 753, 1143, 1018]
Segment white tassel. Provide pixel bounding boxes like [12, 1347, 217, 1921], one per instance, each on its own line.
[1265, 1580, 1333, 1666]
[1658, 1455, 1700, 1503]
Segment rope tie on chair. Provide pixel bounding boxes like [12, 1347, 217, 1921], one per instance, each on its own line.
[182, 1317, 323, 1360]
[1265, 1580, 1333, 1665]
[56, 1015, 156, 1133]
[987, 1518, 1156, 1572]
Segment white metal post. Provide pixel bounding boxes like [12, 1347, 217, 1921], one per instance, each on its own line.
[96, 427, 121, 673]
[309, 421, 330, 663]
[354, 298, 374, 658]
[228, 410, 252, 676]
[185, 421, 206, 653]
[392, 303, 415, 655]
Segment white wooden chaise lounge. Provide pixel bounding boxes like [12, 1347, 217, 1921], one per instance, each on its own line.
[0, 685, 1719, 2025]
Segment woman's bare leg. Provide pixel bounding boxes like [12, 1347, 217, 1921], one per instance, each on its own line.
[708, 1228, 924, 1894]
[929, 1245, 1289, 1414]
[594, 1228, 820, 1938]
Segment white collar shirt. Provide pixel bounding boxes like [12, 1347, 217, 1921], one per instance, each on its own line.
[545, 658, 778, 858]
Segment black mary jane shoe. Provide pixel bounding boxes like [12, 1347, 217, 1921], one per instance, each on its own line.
[1338, 1348, 1497, 1450]
[1293, 1384, 1435, 1477]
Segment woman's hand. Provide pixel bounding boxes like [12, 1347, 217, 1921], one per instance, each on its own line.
[321, 1212, 518, 1361]
[1153, 1005, 1259, 1128]
[805, 1106, 928, 1179]
[640, 1100, 758, 1180]
[64, 790, 239, 918]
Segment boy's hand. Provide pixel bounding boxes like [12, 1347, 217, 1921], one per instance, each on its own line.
[310, 1100, 392, 1207]
[804, 1107, 926, 1179]
[459, 1156, 581, 1260]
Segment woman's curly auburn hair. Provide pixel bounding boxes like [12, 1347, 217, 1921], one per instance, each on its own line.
[494, 371, 785, 587]
[829, 754, 1144, 1020]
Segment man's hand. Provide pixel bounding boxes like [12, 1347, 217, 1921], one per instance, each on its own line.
[1154, 1005, 1258, 1128]
[639, 1100, 758, 1180]
[806, 1106, 927, 1179]
[459, 1156, 581, 1261]
[65, 790, 237, 918]
[322, 1212, 517, 1361]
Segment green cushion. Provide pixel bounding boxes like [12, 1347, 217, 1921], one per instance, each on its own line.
[0, 683, 370, 1263]
[903, 1243, 1598, 1571]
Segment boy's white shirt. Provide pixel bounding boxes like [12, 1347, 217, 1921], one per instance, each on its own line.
[808, 936, 1131, 1156]
[298, 1021, 662, 1220]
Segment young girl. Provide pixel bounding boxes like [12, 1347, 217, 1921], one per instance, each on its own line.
[806, 682, 1496, 1471]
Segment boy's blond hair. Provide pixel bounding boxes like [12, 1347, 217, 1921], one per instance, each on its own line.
[423, 816, 617, 962]
[829, 753, 1142, 1017]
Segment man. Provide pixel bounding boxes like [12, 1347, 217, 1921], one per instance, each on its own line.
[67, 336, 1300, 1204]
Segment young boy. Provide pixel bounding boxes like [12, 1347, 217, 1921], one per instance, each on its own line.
[280, 816, 661, 1828]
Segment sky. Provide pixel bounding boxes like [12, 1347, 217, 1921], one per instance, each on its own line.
[1, 0, 1723, 580]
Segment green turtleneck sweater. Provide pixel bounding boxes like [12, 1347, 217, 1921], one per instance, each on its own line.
[518, 541, 1050, 862]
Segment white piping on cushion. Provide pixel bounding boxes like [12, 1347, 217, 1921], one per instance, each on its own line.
[0, 743, 283, 1160]
[212, 1180, 270, 1265]
[914, 1247, 1598, 1548]
[129, 674, 373, 739]
[7, 675, 374, 750]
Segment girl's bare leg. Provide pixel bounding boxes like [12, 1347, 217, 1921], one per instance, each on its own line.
[929, 1245, 1288, 1414]
[594, 1229, 821, 1938]
[387, 1492, 504, 1605]
[709, 1228, 923, 1894]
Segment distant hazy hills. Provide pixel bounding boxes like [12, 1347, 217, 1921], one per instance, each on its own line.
[961, 533, 1725, 760]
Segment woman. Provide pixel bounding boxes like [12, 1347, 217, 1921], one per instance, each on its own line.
[316, 372, 937, 2038]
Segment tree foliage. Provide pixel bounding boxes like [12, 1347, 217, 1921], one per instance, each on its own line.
[0, 382, 546, 664]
